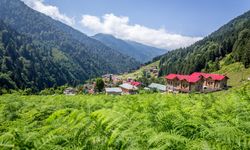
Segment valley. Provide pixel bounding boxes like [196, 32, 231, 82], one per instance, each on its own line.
[0, 0, 250, 149]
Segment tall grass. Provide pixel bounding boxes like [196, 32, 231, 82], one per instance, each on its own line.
[0, 83, 249, 149]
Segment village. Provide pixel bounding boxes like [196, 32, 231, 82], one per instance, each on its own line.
[64, 65, 229, 95]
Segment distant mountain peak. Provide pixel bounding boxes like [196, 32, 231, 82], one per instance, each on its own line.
[93, 33, 167, 63]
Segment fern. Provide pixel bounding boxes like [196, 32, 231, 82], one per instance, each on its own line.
[0, 83, 249, 149]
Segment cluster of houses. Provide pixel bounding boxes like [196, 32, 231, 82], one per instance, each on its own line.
[102, 74, 123, 87]
[105, 72, 228, 95]
[104, 82, 167, 95]
[165, 72, 228, 93]
[64, 72, 229, 95]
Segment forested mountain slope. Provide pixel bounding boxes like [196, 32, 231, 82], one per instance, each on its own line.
[159, 10, 250, 76]
[0, 20, 90, 91]
[93, 33, 167, 63]
[0, 0, 140, 90]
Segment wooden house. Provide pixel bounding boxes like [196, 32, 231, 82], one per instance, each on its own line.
[63, 87, 77, 95]
[165, 72, 228, 93]
[105, 88, 122, 95]
[119, 83, 138, 94]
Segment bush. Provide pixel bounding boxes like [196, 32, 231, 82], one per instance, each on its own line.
[39, 88, 55, 95]
[95, 78, 104, 92]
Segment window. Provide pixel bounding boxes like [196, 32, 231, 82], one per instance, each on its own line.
[183, 83, 188, 88]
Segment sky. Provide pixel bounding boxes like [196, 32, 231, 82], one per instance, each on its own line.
[21, 0, 250, 50]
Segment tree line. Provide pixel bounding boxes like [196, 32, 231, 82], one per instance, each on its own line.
[159, 11, 250, 76]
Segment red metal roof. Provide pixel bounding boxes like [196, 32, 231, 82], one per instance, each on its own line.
[191, 72, 228, 81]
[165, 72, 228, 83]
[130, 81, 141, 86]
[187, 75, 202, 83]
[165, 74, 178, 80]
[165, 74, 201, 83]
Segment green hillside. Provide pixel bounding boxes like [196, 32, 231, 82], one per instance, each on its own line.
[159, 10, 250, 76]
[0, 82, 249, 149]
[214, 61, 250, 87]
[119, 61, 160, 79]
[0, 0, 140, 92]
[0, 20, 88, 92]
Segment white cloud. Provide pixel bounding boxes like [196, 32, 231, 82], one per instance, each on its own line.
[21, 0, 75, 26]
[80, 14, 203, 49]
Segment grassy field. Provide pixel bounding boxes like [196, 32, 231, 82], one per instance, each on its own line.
[215, 62, 250, 87]
[0, 82, 249, 149]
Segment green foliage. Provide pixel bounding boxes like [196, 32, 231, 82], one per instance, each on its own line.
[223, 54, 235, 66]
[204, 59, 220, 72]
[159, 11, 250, 76]
[232, 29, 250, 68]
[95, 78, 104, 92]
[39, 86, 68, 95]
[0, 83, 249, 149]
[119, 60, 160, 80]
[21, 88, 33, 95]
[214, 61, 250, 87]
[137, 71, 165, 87]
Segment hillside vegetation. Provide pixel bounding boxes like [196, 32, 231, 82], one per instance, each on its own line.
[0, 0, 140, 92]
[0, 21, 87, 91]
[214, 58, 250, 87]
[119, 61, 160, 79]
[159, 10, 250, 76]
[0, 83, 249, 149]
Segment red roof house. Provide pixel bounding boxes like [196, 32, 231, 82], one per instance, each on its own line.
[130, 81, 141, 87]
[165, 72, 228, 93]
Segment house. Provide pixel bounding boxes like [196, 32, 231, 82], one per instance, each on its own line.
[63, 87, 77, 95]
[105, 87, 122, 95]
[165, 72, 228, 93]
[112, 76, 123, 85]
[102, 74, 113, 83]
[83, 83, 96, 94]
[150, 66, 158, 72]
[152, 69, 158, 73]
[127, 77, 133, 82]
[130, 81, 141, 87]
[148, 83, 167, 92]
[88, 89, 95, 94]
[119, 83, 138, 94]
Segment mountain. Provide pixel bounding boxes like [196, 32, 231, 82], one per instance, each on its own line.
[92, 33, 167, 63]
[0, 20, 82, 90]
[159, 10, 250, 76]
[0, 0, 140, 91]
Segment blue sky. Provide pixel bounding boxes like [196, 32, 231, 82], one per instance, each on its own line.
[22, 0, 250, 49]
[43, 0, 250, 36]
